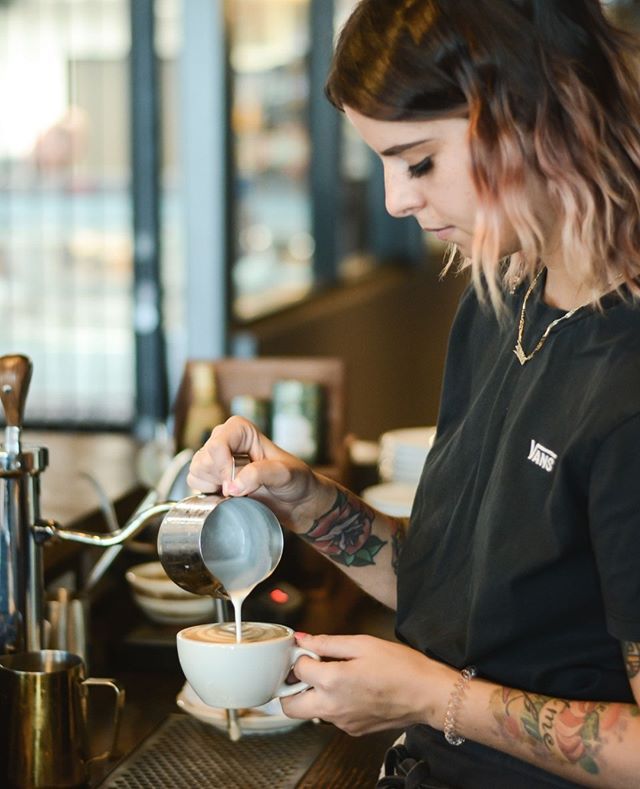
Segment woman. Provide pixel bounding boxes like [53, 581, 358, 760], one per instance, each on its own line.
[187, 1, 640, 786]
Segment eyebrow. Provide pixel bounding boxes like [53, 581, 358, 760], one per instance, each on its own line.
[380, 138, 432, 156]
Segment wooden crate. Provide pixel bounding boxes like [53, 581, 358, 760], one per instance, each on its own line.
[173, 357, 346, 481]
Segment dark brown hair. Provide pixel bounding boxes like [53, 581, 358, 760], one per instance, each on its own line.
[327, 0, 640, 307]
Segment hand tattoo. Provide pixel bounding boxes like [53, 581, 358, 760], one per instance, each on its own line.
[302, 489, 386, 567]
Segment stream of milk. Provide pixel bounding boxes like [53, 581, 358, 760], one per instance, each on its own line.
[206, 552, 273, 642]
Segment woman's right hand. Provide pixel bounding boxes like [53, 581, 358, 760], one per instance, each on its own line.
[186, 415, 332, 532]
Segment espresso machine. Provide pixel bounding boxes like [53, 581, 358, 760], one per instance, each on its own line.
[0, 354, 175, 656]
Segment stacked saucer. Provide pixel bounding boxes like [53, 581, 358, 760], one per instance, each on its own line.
[362, 426, 436, 518]
[361, 481, 418, 518]
[378, 426, 436, 485]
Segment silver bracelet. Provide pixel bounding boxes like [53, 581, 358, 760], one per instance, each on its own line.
[443, 665, 477, 746]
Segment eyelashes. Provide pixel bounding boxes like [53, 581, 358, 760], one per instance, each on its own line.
[408, 155, 434, 178]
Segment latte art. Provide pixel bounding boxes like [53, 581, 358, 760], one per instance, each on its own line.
[182, 621, 289, 644]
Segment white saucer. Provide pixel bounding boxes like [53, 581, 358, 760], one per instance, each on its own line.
[176, 682, 306, 734]
[361, 482, 417, 517]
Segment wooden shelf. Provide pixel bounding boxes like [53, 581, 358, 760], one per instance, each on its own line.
[173, 357, 346, 480]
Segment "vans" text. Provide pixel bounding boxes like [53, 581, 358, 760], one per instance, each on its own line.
[527, 440, 557, 473]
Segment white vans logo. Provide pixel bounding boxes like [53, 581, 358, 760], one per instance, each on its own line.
[527, 440, 557, 473]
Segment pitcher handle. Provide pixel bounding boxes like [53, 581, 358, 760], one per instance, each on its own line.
[83, 677, 126, 763]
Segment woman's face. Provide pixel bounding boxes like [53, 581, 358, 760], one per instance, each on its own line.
[344, 107, 521, 258]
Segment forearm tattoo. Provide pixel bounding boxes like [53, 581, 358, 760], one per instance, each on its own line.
[623, 642, 640, 680]
[491, 688, 638, 779]
[390, 519, 406, 575]
[302, 489, 386, 567]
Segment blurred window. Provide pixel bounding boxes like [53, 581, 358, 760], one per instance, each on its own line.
[0, 0, 182, 428]
[0, 0, 133, 425]
[229, 0, 313, 320]
[228, 0, 433, 322]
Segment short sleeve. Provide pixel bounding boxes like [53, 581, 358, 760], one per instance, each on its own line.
[588, 412, 640, 642]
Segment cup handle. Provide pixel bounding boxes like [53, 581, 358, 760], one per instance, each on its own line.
[275, 646, 320, 698]
[83, 677, 126, 763]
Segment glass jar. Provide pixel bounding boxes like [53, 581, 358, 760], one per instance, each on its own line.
[270, 379, 322, 464]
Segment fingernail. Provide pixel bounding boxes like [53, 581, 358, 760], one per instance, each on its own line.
[294, 631, 309, 640]
[228, 480, 244, 495]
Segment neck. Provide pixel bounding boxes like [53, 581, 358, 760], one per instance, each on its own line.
[535, 220, 593, 310]
[539, 231, 597, 311]
[542, 265, 588, 311]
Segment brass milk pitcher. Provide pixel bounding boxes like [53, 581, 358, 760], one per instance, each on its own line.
[0, 650, 124, 788]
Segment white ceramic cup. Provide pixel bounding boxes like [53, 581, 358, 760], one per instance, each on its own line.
[176, 622, 319, 709]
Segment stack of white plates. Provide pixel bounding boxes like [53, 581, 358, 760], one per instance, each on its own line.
[361, 481, 417, 518]
[378, 426, 436, 485]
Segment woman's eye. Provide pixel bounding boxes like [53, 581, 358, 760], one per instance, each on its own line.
[408, 156, 434, 178]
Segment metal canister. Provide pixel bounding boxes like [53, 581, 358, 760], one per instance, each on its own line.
[270, 380, 323, 465]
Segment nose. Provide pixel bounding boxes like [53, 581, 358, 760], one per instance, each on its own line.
[383, 164, 425, 219]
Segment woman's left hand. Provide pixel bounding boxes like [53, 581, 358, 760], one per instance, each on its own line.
[281, 633, 455, 736]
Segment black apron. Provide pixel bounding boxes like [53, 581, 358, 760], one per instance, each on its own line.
[376, 725, 585, 789]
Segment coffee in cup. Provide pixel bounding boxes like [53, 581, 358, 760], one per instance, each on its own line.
[177, 622, 319, 709]
[184, 621, 287, 644]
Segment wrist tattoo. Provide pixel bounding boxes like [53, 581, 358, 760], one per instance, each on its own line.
[302, 489, 386, 567]
[491, 688, 627, 778]
[623, 641, 640, 680]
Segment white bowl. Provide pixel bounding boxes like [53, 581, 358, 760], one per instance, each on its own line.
[132, 591, 216, 625]
[125, 561, 194, 600]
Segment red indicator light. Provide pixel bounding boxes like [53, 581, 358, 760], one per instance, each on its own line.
[269, 588, 289, 604]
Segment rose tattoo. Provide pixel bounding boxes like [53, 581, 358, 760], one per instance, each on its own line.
[303, 489, 386, 567]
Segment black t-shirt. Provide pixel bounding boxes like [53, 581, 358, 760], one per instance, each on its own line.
[395, 275, 640, 784]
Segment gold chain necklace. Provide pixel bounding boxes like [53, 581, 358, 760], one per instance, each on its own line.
[513, 269, 582, 365]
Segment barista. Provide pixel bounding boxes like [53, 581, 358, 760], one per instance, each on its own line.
[188, 1, 640, 786]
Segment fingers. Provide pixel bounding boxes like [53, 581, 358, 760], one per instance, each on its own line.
[223, 458, 295, 498]
[295, 632, 368, 660]
[281, 652, 349, 722]
[281, 657, 337, 721]
[281, 637, 358, 719]
[185, 415, 322, 531]
[280, 688, 321, 720]
[186, 416, 264, 491]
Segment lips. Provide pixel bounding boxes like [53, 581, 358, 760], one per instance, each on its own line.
[423, 225, 455, 241]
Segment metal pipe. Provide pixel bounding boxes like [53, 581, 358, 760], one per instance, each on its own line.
[26, 474, 44, 651]
[34, 502, 174, 547]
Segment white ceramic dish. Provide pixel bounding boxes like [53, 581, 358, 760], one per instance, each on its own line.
[176, 682, 305, 734]
[379, 426, 437, 449]
[378, 426, 436, 483]
[132, 591, 216, 625]
[361, 482, 417, 518]
[125, 561, 195, 599]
